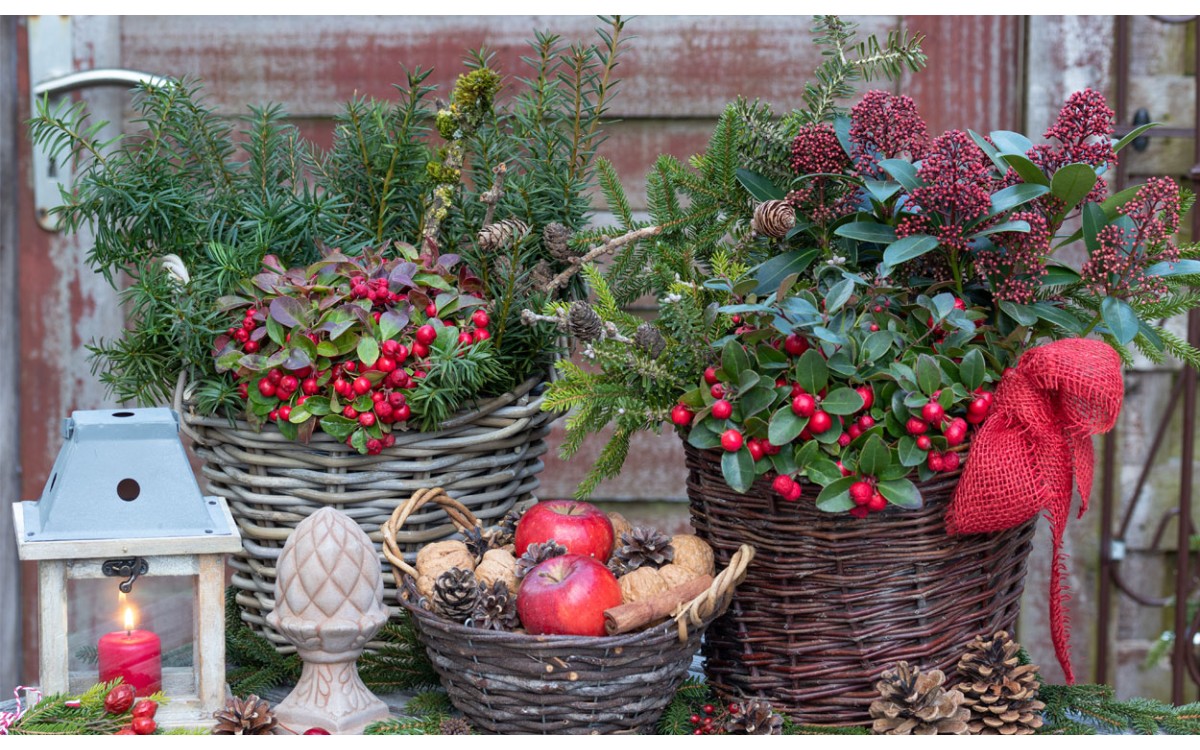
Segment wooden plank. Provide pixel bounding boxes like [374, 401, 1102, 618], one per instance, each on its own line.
[117, 15, 899, 119]
[902, 16, 1024, 134]
[0, 15, 22, 690]
[195, 554, 225, 718]
[37, 560, 69, 694]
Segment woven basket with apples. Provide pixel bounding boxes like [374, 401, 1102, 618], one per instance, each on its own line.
[381, 488, 752, 734]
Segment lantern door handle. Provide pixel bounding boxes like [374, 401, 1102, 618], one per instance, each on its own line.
[102, 557, 149, 593]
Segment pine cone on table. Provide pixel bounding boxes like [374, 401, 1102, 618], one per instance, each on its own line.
[468, 580, 520, 631]
[724, 700, 783, 735]
[212, 695, 283, 735]
[438, 717, 473, 735]
[955, 631, 1046, 735]
[432, 567, 480, 623]
[869, 661, 970, 735]
[515, 540, 568, 580]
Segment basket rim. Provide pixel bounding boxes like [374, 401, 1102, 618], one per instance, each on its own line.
[176, 371, 550, 445]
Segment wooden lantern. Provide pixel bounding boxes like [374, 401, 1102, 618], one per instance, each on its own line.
[12, 408, 241, 727]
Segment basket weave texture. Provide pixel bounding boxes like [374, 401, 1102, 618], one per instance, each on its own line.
[382, 488, 755, 734]
[682, 441, 1036, 726]
[177, 375, 555, 650]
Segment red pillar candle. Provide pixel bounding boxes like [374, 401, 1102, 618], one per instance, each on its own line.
[98, 607, 161, 696]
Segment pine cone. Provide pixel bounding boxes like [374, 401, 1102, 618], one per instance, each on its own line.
[870, 662, 970, 735]
[477, 218, 530, 251]
[611, 527, 675, 574]
[751, 200, 796, 239]
[543, 222, 575, 262]
[956, 631, 1046, 735]
[488, 507, 523, 548]
[432, 567, 479, 623]
[567, 301, 603, 342]
[633, 323, 666, 358]
[468, 579, 520, 631]
[530, 259, 554, 290]
[461, 525, 490, 564]
[212, 695, 282, 735]
[515, 540, 568, 580]
[724, 700, 783, 735]
[438, 717, 472, 735]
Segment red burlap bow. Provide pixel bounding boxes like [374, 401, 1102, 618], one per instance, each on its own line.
[945, 338, 1124, 684]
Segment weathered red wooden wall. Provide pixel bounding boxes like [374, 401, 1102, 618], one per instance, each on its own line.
[8, 14, 1027, 684]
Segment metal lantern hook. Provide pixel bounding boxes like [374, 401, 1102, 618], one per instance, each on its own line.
[101, 557, 149, 593]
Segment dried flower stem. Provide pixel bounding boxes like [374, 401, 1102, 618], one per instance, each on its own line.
[542, 225, 662, 293]
[480, 163, 508, 228]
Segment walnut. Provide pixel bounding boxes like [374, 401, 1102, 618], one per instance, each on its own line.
[618, 566, 668, 604]
[671, 535, 715, 577]
[417, 574, 437, 600]
[474, 548, 519, 594]
[657, 564, 697, 588]
[415, 540, 476, 582]
[607, 511, 633, 542]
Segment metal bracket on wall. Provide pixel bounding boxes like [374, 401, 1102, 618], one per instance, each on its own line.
[27, 16, 165, 231]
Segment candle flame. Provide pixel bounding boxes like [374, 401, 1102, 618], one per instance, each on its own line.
[123, 606, 135, 632]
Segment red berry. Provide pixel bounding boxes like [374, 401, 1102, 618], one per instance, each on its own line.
[763, 441, 781, 456]
[772, 474, 796, 496]
[867, 493, 887, 512]
[809, 410, 832, 434]
[942, 451, 961, 471]
[233, 328, 249, 343]
[278, 405, 292, 421]
[837, 460, 851, 477]
[858, 414, 875, 429]
[944, 425, 967, 447]
[916, 435, 932, 450]
[837, 434, 851, 447]
[353, 283, 370, 298]
[302, 377, 319, 395]
[792, 393, 817, 417]
[268, 409, 279, 421]
[382, 339, 399, 355]
[784, 482, 803, 502]
[296, 395, 308, 405]
[382, 433, 395, 448]
[921, 402, 945, 424]
[279, 375, 299, 393]
[671, 404, 694, 427]
[748, 440, 765, 461]
[375, 356, 396, 373]
[343, 406, 359, 419]
[412, 342, 429, 358]
[790, 383, 806, 398]
[856, 385, 874, 411]
[966, 411, 986, 425]
[416, 324, 437, 345]
[237, 383, 249, 400]
[690, 715, 701, 725]
[712, 399, 733, 420]
[703, 367, 719, 385]
[303, 728, 331, 735]
[353, 376, 371, 395]
[132, 701, 156, 719]
[847, 424, 862, 439]
[967, 396, 990, 416]
[394, 403, 411, 421]
[906, 417, 928, 435]
[376, 402, 393, 420]
[703, 704, 715, 715]
[425, 302, 438, 318]
[389, 392, 407, 408]
[131, 716, 156, 735]
[366, 438, 383, 455]
[720, 429, 744, 452]
[394, 344, 410, 362]
[243, 340, 259, 353]
[928, 452, 945, 472]
[267, 369, 283, 383]
[458, 331, 473, 346]
[475, 328, 491, 342]
[850, 480, 874, 506]
[954, 297, 967, 311]
[784, 334, 808, 356]
[334, 378, 351, 397]
[343, 362, 357, 373]
[869, 323, 880, 332]
[257, 379, 276, 398]
[472, 310, 491, 328]
[359, 412, 376, 427]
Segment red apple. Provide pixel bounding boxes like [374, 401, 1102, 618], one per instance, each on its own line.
[516, 554, 622, 636]
[514, 500, 615, 562]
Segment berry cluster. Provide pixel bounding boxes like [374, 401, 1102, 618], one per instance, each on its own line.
[686, 703, 729, 736]
[215, 245, 494, 454]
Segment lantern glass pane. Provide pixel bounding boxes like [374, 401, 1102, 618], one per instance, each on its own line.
[67, 575, 195, 695]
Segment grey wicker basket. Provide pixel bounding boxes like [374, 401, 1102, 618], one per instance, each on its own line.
[176, 374, 556, 651]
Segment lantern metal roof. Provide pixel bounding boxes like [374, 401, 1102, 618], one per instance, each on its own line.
[16, 408, 238, 553]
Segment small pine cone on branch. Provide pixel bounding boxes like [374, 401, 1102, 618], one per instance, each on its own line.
[611, 527, 675, 574]
[633, 323, 666, 358]
[515, 540, 568, 579]
[870, 661, 970, 735]
[724, 700, 783, 735]
[543, 222, 576, 262]
[477, 218, 530, 251]
[567, 301, 603, 342]
[751, 200, 797, 239]
[432, 567, 480, 623]
[212, 695, 283, 735]
[956, 631, 1046, 735]
[468, 579, 520, 631]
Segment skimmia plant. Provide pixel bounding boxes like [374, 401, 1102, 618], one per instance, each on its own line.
[29, 17, 631, 450]
[536, 17, 1200, 514]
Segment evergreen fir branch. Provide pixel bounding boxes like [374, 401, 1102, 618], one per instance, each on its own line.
[1154, 325, 1200, 371]
[1038, 683, 1200, 735]
[404, 691, 454, 717]
[595, 157, 635, 231]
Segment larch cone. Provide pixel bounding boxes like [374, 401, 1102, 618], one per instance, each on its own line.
[266, 507, 389, 734]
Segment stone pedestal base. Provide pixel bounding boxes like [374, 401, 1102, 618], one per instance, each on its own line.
[273, 660, 388, 735]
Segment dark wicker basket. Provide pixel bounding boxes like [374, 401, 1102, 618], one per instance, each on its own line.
[381, 488, 754, 734]
[682, 441, 1036, 726]
[176, 374, 555, 651]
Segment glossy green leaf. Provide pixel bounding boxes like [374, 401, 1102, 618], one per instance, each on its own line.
[999, 152, 1051, 186]
[968, 129, 1010, 174]
[1031, 303, 1085, 334]
[834, 221, 897, 244]
[989, 183, 1049, 215]
[877, 478, 922, 509]
[795, 349, 828, 394]
[1050, 163, 1098, 209]
[863, 180, 902, 204]
[879, 159, 921, 191]
[319, 414, 358, 442]
[1042, 263, 1082, 287]
[915, 354, 942, 396]
[722, 447, 756, 494]
[858, 435, 891, 477]
[1146, 259, 1200, 277]
[897, 436, 926, 467]
[1000, 301, 1038, 326]
[1113, 121, 1159, 153]
[356, 336, 380, 367]
[805, 456, 844, 486]
[989, 130, 1034, 155]
[768, 406, 808, 446]
[722, 339, 750, 380]
[1101, 296, 1140, 345]
[882, 235, 939, 268]
[821, 387, 865, 415]
[959, 349, 984, 391]
[970, 219, 1031, 239]
[824, 278, 855, 314]
[687, 424, 723, 450]
[752, 249, 820, 295]
[736, 168, 786, 202]
[816, 476, 857, 513]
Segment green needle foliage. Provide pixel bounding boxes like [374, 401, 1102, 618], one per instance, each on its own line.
[1037, 683, 1200, 735]
[7, 680, 167, 735]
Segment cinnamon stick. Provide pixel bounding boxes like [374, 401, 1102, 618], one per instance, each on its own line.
[604, 574, 713, 635]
